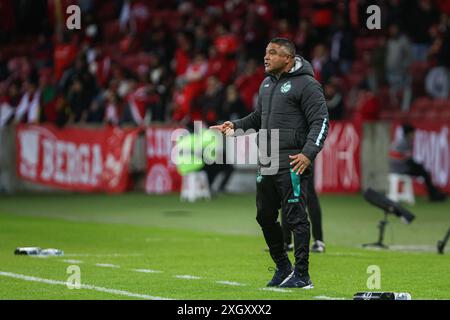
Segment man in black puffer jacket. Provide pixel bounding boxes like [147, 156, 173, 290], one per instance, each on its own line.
[211, 38, 328, 289]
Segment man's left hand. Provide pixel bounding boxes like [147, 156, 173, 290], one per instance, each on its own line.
[289, 153, 311, 175]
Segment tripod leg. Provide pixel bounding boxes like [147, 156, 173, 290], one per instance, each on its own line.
[437, 228, 450, 254]
[362, 215, 389, 249]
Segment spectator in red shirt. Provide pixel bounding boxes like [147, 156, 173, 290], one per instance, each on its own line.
[54, 32, 78, 81]
[234, 59, 264, 112]
[176, 52, 209, 121]
[207, 45, 236, 85]
[174, 33, 192, 77]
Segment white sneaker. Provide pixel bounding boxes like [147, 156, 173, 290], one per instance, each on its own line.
[311, 240, 325, 253]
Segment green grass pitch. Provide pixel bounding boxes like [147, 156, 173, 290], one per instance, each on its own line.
[0, 193, 449, 300]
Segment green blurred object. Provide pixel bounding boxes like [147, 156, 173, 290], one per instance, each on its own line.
[175, 129, 220, 176]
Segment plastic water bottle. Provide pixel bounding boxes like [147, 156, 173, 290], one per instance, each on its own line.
[394, 292, 412, 300]
[39, 248, 64, 256]
[353, 292, 412, 300]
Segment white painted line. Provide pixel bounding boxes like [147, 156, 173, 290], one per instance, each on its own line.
[260, 287, 293, 293]
[174, 275, 202, 280]
[95, 263, 120, 268]
[133, 269, 163, 274]
[61, 259, 83, 264]
[327, 252, 364, 257]
[65, 253, 143, 257]
[389, 245, 436, 252]
[314, 295, 346, 300]
[0, 271, 172, 300]
[216, 281, 246, 286]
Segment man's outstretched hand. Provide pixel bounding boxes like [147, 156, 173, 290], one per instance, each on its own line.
[289, 153, 311, 175]
[209, 121, 235, 136]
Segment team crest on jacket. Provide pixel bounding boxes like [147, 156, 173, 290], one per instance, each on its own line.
[281, 81, 291, 93]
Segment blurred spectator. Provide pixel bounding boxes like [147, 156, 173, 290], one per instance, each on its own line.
[272, 19, 294, 40]
[0, 82, 18, 127]
[324, 81, 345, 120]
[352, 89, 380, 124]
[67, 77, 90, 123]
[104, 93, 121, 126]
[87, 48, 112, 89]
[33, 33, 53, 69]
[242, 5, 270, 59]
[311, 0, 334, 39]
[15, 77, 41, 124]
[173, 33, 192, 77]
[214, 24, 239, 56]
[194, 25, 211, 54]
[371, 38, 387, 89]
[207, 45, 235, 85]
[438, 15, 450, 68]
[54, 32, 78, 81]
[234, 59, 264, 112]
[149, 55, 171, 122]
[294, 19, 319, 61]
[311, 44, 337, 84]
[119, 0, 150, 35]
[406, 0, 439, 61]
[385, 24, 413, 111]
[121, 81, 156, 126]
[178, 52, 209, 119]
[222, 84, 246, 121]
[83, 13, 102, 46]
[39, 70, 58, 123]
[330, 15, 355, 75]
[171, 81, 189, 123]
[194, 76, 224, 124]
[252, 0, 273, 24]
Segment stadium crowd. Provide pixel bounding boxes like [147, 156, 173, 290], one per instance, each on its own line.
[1, 0, 450, 129]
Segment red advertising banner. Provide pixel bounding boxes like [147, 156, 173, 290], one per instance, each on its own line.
[393, 121, 450, 194]
[314, 121, 361, 193]
[16, 124, 139, 192]
[145, 126, 182, 194]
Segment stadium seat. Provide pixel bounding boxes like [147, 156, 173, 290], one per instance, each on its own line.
[387, 173, 415, 205]
[180, 171, 211, 202]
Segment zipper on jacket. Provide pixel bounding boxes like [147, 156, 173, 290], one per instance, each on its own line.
[265, 78, 279, 132]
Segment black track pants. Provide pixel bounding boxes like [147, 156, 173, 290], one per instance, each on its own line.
[256, 168, 310, 276]
[282, 173, 323, 243]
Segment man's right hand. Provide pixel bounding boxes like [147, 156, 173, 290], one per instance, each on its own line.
[209, 121, 235, 136]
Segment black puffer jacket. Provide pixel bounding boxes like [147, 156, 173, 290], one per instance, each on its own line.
[232, 56, 329, 170]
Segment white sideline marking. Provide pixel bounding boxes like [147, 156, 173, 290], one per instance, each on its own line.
[260, 287, 292, 293]
[216, 281, 246, 286]
[327, 252, 364, 257]
[95, 263, 120, 268]
[389, 245, 436, 252]
[0, 271, 172, 300]
[133, 269, 163, 274]
[61, 259, 83, 264]
[175, 275, 202, 280]
[314, 295, 346, 300]
[65, 253, 143, 257]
